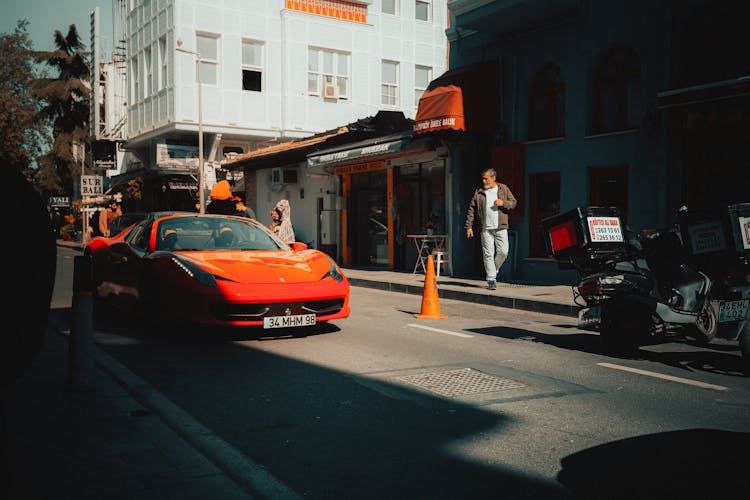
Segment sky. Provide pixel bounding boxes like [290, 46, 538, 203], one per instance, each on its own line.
[2, 0, 114, 56]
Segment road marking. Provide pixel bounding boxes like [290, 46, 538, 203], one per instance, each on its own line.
[407, 323, 473, 338]
[597, 362, 728, 391]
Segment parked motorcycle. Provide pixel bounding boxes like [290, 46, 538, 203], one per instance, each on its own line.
[677, 202, 750, 364]
[542, 207, 717, 352]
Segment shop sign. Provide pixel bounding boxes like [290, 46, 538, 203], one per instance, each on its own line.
[49, 196, 70, 207]
[81, 175, 103, 196]
[308, 137, 409, 168]
[333, 161, 385, 175]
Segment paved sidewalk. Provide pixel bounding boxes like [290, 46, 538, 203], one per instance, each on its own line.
[2, 324, 251, 500]
[342, 267, 578, 318]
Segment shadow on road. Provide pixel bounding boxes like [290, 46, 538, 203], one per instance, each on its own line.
[557, 428, 750, 499]
[465, 324, 748, 378]
[54, 305, 569, 499]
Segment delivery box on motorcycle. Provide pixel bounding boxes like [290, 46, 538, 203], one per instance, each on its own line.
[678, 202, 750, 269]
[541, 206, 626, 263]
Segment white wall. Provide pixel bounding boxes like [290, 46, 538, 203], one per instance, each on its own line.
[126, 0, 448, 141]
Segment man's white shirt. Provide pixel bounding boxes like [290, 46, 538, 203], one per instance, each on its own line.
[484, 186, 499, 230]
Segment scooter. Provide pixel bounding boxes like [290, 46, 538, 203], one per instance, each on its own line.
[542, 207, 716, 352]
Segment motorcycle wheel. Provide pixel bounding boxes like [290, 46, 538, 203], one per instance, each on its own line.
[688, 301, 718, 345]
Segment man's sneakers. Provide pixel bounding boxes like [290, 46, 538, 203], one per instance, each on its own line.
[487, 280, 496, 290]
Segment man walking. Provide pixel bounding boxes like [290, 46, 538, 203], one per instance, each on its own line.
[465, 168, 517, 290]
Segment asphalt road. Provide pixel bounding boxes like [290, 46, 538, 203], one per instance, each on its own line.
[53, 247, 750, 499]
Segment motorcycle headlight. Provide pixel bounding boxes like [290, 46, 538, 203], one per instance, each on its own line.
[170, 256, 217, 287]
[322, 257, 344, 282]
[598, 275, 624, 285]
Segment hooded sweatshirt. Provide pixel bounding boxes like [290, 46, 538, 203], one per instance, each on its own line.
[275, 199, 295, 244]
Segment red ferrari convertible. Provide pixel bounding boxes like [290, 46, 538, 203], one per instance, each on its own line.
[84, 212, 350, 329]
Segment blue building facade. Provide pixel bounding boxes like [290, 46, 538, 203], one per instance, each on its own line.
[442, 0, 749, 283]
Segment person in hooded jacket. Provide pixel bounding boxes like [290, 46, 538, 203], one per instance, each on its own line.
[274, 199, 295, 244]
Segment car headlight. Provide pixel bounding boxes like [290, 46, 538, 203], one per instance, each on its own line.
[170, 256, 217, 287]
[322, 257, 344, 282]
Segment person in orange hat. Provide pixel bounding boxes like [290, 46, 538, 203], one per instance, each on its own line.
[206, 180, 237, 215]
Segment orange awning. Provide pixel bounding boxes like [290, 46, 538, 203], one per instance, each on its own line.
[413, 85, 466, 134]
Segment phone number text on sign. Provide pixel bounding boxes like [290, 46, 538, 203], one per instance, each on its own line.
[587, 217, 623, 242]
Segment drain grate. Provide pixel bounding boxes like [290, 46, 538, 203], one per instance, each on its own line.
[396, 368, 527, 397]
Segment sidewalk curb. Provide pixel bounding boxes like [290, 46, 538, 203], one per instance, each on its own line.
[346, 277, 579, 318]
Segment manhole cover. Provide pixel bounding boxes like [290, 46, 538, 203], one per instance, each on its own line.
[396, 368, 527, 397]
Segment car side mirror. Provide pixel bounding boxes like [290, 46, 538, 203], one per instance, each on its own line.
[291, 241, 308, 251]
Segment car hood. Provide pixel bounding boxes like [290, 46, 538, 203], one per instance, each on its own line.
[176, 249, 338, 284]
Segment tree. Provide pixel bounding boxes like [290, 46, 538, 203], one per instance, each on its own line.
[32, 24, 90, 196]
[0, 20, 50, 176]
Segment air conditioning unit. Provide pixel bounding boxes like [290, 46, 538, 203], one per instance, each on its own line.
[323, 84, 338, 99]
[282, 169, 298, 184]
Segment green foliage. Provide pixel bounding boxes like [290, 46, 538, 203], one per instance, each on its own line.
[0, 20, 50, 177]
[32, 23, 90, 197]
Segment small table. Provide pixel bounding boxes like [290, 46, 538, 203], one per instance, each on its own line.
[407, 234, 447, 274]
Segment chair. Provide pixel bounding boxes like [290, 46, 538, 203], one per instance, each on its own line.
[431, 249, 450, 277]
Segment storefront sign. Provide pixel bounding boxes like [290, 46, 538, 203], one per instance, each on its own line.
[81, 175, 103, 196]
[333, 161, 385, 175]
[156, 143, 199, 168]
[308, 137, 410, 168]
[49, 196, 70, 207]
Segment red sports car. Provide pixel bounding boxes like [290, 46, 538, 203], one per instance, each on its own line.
[84, 212, 350, 329]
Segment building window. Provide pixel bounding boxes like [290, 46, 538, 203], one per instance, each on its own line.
[529, 172, 560, 257]
[415, 1, 431, 21]
[591, 44, 640, 134]
[158, 36, 167, 90]
[528, 62, 564, 141]
[381, 60, 399, 106]
[144, 46, 153, 98]
[131, 56, 139, 103]
[414, 65, 431, 108]
[196, 33, 219, 86]
[589, 165, 628, 222]
[242, 39, 263, 92]
[308, 47, 350, 100]
[382, 0, 397, 15]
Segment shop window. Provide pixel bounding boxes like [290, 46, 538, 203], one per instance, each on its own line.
[591, 45, 640, 134]
[529, 172, 560, 257]
[589, 165, 628, 222]
[528, 63, 564, 141]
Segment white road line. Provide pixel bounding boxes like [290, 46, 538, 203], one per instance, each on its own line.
[407, 323, 474, 338]
[597, 362, 728, 391]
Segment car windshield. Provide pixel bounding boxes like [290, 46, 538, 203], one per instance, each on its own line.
[154, 216, 285, 251]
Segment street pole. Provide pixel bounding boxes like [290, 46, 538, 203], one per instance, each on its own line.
[176, 42, 205, 213]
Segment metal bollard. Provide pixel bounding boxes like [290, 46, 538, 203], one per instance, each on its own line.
[66, 255, 96, 392]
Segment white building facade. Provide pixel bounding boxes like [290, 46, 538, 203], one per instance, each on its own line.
[120, 0, 448, 216]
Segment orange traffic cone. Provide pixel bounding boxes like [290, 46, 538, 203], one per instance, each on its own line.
[414, 253, 447, 319]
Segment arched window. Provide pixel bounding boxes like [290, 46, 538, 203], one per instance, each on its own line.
[528, 63, 564, 140]
[592, 45, 640, 134]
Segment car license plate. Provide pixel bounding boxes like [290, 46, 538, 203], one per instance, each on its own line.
[718, 299, 749, 323]
[578, 305, 602, 330]
[263, 314, 316, 329]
